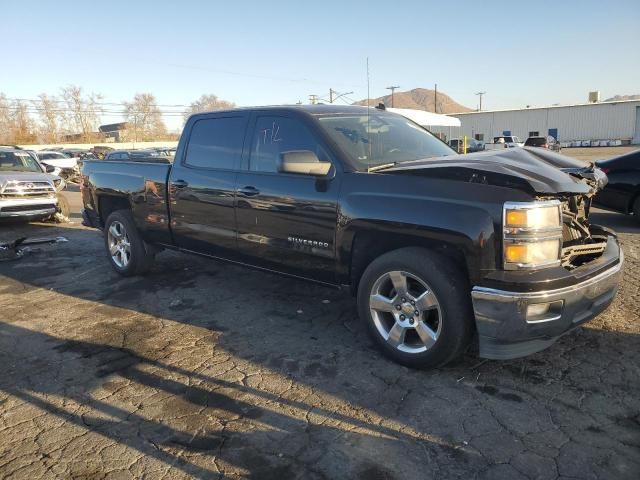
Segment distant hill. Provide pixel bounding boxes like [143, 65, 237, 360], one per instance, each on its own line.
[604, 94, 640, 102]
[353, 88, 472, 114]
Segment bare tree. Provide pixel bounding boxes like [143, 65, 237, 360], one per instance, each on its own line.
[0, 93, 12, 144]
[12, 100, 36, 144]
[34, 93, 62, 143]
[183, 94, 235, 122]
[0, 95, 36, 144]
[61, 85, 103, 141]
[124, 93, 167, 141]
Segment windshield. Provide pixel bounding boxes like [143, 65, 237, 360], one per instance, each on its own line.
[0, 151, 43, 172]
[317, 112, 454, 170]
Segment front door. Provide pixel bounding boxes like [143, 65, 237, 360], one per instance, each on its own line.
[169, 113, 248, 258]
[235, 113, 341, 283]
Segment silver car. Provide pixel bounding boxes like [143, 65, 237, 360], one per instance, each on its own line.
[0, 148, 63, 221]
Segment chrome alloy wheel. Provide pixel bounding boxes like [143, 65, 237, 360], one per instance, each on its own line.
[107, 221, 131, 268]
[369, 270, 442, 353]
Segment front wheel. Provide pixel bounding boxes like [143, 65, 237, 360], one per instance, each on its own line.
[357, 247, 475, 368]
[104, 209, 155, 276]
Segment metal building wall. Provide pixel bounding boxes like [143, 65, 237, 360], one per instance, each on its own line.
[437, 101, 640, 143]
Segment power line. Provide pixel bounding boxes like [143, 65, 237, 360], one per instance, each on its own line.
[0, 105, 187, 116]
[3, 96, 191, 109]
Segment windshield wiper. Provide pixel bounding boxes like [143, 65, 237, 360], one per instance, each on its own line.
[367, 162, 397, 172]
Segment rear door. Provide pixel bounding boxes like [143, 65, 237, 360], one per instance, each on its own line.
[235, 112, 341, 283]
[169, 113, 248, 258]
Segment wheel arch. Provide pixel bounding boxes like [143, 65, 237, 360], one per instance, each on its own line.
[98, 195, 131, 226]
[347, 230, 473, 295]
[628, 190, 640, 214]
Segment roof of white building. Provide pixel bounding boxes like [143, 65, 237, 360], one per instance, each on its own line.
[387, 107, 461, 127]
[452, 98, 640, 116]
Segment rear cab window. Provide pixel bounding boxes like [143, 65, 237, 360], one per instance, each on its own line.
[185, 116, 246, 170]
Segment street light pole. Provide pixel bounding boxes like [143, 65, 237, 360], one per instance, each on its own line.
[386, 86, 400, 107]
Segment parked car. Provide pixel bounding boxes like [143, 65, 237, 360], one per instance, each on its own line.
[525, 136, 561, 152]
[61, 148, 89, 158]
[36, 151, 80, 181]
[90, 146, 115, 159]
[484, 135, 524, 150]
[103, 149, 170, 163]
[81, 105, 621, 368]
[448, 138, 484, 153]
[594, 149, 640, 220]
[149, 147, 176, 157]
[0, 147, 63, 221]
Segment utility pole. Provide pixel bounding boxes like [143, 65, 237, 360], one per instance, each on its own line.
[386, 86, 400, 107]
[328, 89, 354, 104]
[475, 91, 486, 111]
[434, 84, 438, 113]
[309, 94, 319, 105]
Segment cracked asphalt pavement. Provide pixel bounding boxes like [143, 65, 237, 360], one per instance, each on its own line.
[0, 191, 638, 479]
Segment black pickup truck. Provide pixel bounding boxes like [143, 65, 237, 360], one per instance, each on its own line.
[81, 105, 623, 368]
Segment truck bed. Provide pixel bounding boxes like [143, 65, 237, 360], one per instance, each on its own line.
[80, 159, 173, 244]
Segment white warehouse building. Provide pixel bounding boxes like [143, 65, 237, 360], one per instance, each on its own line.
[432, 99, 640, 146]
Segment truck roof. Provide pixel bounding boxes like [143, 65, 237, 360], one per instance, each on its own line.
[189, 104, 376, 118]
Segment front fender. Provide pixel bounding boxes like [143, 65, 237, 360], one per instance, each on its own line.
[337, 192, 497, 284]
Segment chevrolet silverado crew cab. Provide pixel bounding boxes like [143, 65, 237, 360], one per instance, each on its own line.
[81, 105, 622, 368]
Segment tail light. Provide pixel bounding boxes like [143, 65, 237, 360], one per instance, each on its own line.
[600, 167, 610, 174]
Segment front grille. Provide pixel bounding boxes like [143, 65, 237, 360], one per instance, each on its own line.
[1, 204, 56, 213]
[0, 181, 55, 199]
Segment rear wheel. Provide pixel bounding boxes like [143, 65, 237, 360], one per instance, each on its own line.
[104, 209, 155, 276]
[357, 247, 475, 368]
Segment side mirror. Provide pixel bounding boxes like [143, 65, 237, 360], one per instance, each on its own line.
[278, 150, 331, 176]
[44, 164, 56, 173]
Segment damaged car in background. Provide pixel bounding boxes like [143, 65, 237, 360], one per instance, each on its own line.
[35, 150, 81, 182]
[80, 105, 622, 368]
[0, 146, 67, 222]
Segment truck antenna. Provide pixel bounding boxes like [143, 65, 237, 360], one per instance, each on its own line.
[366, 57, 371, 165]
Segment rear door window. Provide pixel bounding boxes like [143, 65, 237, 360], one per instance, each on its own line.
[185, 116, 246, 170]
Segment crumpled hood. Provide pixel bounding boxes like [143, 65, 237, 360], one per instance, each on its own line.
[0, 172, 56, 189]
[383, 147, 606, 195]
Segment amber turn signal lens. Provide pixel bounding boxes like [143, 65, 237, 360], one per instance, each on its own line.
[505, 244, 527, 263]
[506, 210, 528, 227]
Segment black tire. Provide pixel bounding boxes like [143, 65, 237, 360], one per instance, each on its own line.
[104, 209, 155, 276]
[357, 247, 475, 368]
[633, 196, 640, 222]
[56, 193, 71, 218]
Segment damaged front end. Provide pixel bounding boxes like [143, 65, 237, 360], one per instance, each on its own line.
[556, 164, 609, 269]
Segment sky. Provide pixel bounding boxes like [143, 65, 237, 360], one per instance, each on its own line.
[2, 0, 639, 131]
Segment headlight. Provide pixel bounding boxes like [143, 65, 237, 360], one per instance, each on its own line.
[503, 201, 562, 270]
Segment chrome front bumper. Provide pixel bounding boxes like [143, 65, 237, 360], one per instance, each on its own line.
[471, 249, 623, 359]
[0, 197, 58, 218]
